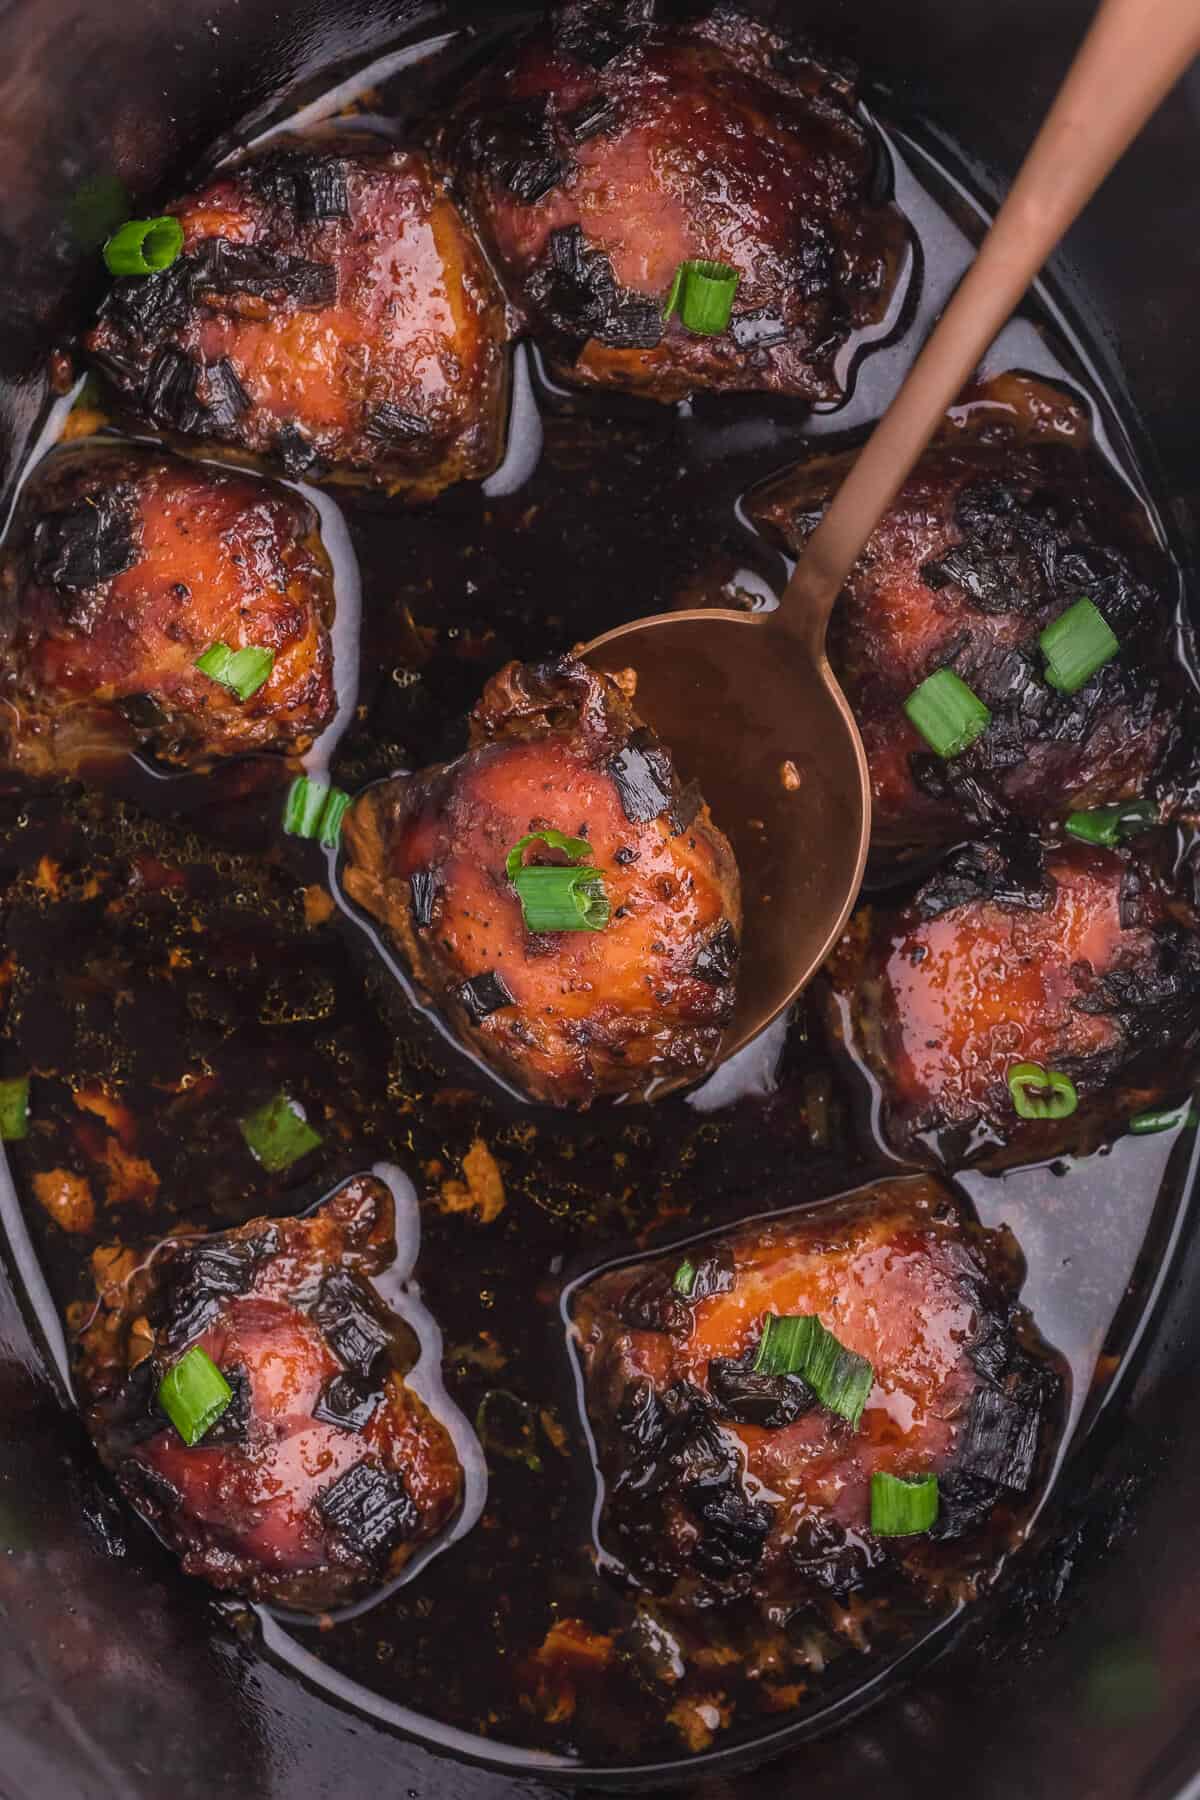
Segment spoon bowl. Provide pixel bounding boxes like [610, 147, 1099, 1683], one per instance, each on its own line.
[585, 605, 870, 1060]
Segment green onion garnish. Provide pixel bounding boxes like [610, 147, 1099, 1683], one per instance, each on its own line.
[752, 1313, 874, 1429]
[194, 642, 275, 702]
[157, 1345, 233, 1446]
[239, 1091, 322, 1171]
[870, 1470, 939, 1537]
[1129, 1103, 1197, 1135]
[475, 1388, 542, 1472]
[673, 1258, 697, 1296]
[504, 828, 593, 882]
[1007, 1061, 1079, 1120]
[513, 864, 609, 932]
[1039, 597, 1119, 695]
[663, 259, 740, 336]
[0, 1077, 30, 1142]
[1064, 800, 1157, 847]
[505, 825, 610, 934]
[903, 668, 991, 759]
[102, 215, 185, 277]
[283, 776, 352, 848]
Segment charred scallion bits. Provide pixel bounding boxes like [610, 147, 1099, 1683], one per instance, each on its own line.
[753, 1313, 874, 1429]
[506, 830, 610, 933]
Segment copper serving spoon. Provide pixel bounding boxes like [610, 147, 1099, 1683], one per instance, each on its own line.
[585, 0, 1200, 1066]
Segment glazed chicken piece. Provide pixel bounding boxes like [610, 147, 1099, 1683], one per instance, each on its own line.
[827, 835, 1200, 1163]
[86, 137, 510, 497]
[752, 443, 1188, 849]
[572, 1174, 1060, 1638]
[0, 442, 335, 772]
[341, 656, 741, 1106]
[443, 1, 906, 403]
[75, 1175, 463, 1610]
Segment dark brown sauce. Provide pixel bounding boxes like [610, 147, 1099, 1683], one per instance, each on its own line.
[0, 10, 1197, 1771]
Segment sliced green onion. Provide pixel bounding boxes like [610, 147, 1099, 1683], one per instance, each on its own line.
[1039, 597, 1119, 695]
[752, 1313, 874, 1429]
[157, 1345, 233, 1446]
[870, 1470, 939, 1537]
[1129, 1103, 1198, 1136]
[504, 828, 593, 882]
[1007, 1061, 1079, 1121]
[512, 864, 610, 933]
[1064, 800, 1157, 848]
[475, 1388, 542, 1472]
[673, 1258, 697, 1297]
[194, 641, 275, 703]
[239, 1091, 322, 1171]
[0, 1077, 30, 1142]
[903, 668, 991, 759]
[319, 789, 352, 847]
[662, 260, 740, 336]
[283, 776, 352, 848]
[103, 215, 184, 277]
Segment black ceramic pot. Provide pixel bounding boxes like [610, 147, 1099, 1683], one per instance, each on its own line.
[0, 3, 1198, 1796]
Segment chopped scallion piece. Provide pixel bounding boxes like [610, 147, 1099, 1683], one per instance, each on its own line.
[752, 1313, 874, 1429]
[512, 864, 610, 933]
[319, 788, 352, 847]
[870, 1470, 939, 1537]
[194, 641, 275, 702]
[672, 1258, 697, 1296]
[103, 215, 184, 277]
[1007, 1061, 1079, 1120]
[1039, 597, 1118, 695]
[663, 259, 740, 336]
[1064, 800, 1157, 847]
[239, 1091, 322, 1172]
[903, 668, 991, 759]
[283, 776, 352, 848]
[475, 1388, 542, 1471]
[1129, 1103, 1197, 1136]
[504, 828, 593, 882]
[0, 1077, 30, 1142]
[157, 1345, 233, 1446]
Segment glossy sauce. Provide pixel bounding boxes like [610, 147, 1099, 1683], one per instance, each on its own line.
[0, 6, 1195, 1771]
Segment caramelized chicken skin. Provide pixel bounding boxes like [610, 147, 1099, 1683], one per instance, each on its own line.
[572, 1175, 1059, 1637]
[0, 442, 335, 773]
[444, 1, 905, 403]
[76, 1176, 463, 1610]
[828, 836, 1200, 1162]
[753, 443, 1186, 849]
[341, 657, 741, 1106]
[87, 137, 510, 497]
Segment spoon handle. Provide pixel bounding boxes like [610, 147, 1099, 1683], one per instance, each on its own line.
[783, 0, 1200, 639]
